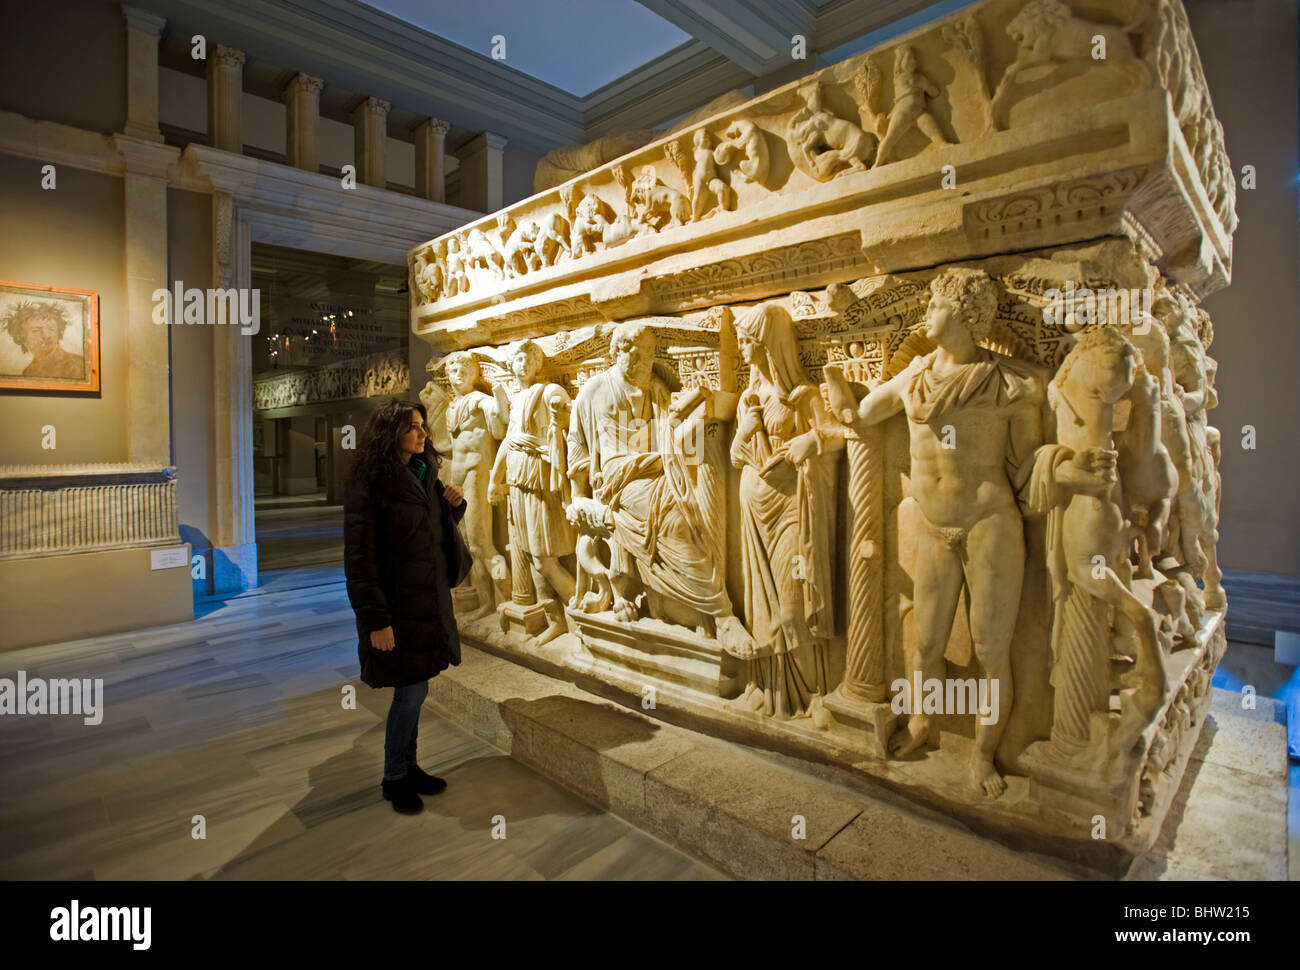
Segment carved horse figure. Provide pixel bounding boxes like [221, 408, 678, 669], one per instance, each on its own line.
[464, 227, 506, 278]
[1116, 335, 1176, 581]
[1046, 328, 1166, 760]
[531, 212, 572, 267]
[499, 215, 542, 278]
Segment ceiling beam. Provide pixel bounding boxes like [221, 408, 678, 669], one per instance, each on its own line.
[580, 40, 754, 137]
[632, 0, 816, 76]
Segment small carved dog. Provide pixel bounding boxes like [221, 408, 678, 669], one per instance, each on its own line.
[567, 497, 616, 614]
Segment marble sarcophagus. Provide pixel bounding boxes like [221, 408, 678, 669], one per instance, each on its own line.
[408, 0, 1234, 865]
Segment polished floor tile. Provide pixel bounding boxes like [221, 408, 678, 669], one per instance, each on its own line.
[0, 582, 724, 881]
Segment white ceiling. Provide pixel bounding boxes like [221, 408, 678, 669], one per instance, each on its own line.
[359, 0, 693, 96]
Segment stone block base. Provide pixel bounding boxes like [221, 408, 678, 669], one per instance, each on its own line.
[426, 644, 1288, 879]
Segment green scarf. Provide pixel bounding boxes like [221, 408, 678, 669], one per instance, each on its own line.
[408, 454, 428, 483]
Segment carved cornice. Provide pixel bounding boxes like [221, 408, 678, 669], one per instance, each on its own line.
[112, 132, 181, 178]
[180, 144, 481, 263]
[0, 110, 124, 176]
[411, 0, 1238, 352]
[0, 461, 175, 479]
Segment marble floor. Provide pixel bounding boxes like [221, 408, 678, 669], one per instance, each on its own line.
[254, 499, 343, 572]
[2, 567, 1294, 881]
[0, 580, 724, 881]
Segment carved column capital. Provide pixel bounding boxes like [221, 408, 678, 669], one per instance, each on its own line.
[284, 73, 324, 172]
[415, 119, 450, 203]
[211, 44, 246, 68]
[352, 96, 391, 120]
[352, 97, 390, 188]
[283, 72, 324, 100]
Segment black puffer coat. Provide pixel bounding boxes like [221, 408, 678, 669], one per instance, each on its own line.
[343, 446, 467, 688]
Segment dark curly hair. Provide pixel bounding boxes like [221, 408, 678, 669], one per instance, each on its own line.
[2, 300, 71, 353]
[345, 400, 443, 487]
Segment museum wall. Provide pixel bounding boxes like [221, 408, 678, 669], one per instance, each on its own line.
[1187, 0, 1300, 577]
[166, 187, 216, 585]
[0, 152, 128, 465]
[503, 142, 545, 208]
[0, 0, 126, 135]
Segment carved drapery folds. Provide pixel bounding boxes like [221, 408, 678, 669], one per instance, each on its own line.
[411, 0, 1235, 861]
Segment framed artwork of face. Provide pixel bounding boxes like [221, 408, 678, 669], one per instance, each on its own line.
[0, 280, 100, 393]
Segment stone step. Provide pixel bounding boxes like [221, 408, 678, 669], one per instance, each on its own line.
[426, 645, 1097, 879]
[426, 649, 1290, 880]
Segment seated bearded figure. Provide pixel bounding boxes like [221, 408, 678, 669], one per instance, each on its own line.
[567, 322, 757, 658]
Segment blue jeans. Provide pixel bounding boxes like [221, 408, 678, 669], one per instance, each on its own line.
[384, 680, 429, 781]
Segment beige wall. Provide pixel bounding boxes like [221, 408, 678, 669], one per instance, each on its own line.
[1188, 0, 1300, 577]
[0, 153, 128, 465]
[0, 0, 125, 134]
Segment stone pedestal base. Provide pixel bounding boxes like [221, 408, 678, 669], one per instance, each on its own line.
[498, 599, 548, 637]
[451, 585, 479, 614]
[567, 607, 742, 700]
[824, 687, 898, 760]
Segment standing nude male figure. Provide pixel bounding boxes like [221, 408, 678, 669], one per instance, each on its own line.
[824, 268, 1100, 798]
[441, 352, 509, 619]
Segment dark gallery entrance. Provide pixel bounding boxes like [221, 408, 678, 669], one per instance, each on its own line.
[249, 243, 411, 583]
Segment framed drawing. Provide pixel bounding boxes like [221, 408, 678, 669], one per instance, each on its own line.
[0, 280, 100, 393]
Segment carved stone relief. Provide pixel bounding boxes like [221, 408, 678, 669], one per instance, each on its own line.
[412, 0, 1235, 863]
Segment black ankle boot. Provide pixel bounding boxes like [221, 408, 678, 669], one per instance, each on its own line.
[406, 763, 447, 795]
[381, 773, 424, 814]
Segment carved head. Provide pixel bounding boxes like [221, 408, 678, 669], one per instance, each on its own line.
[735, 303, 805, 397]
[1129, 318, 1170, 376]
[1055, 327, 1138, 404]
[896, 44, 917, 75]
[443, 351, 482, 395]
[509, 339, 545, 383]
[693, 128, 710, 149]
[926, 268, 998, 344]
[609, 322, 656, 389]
